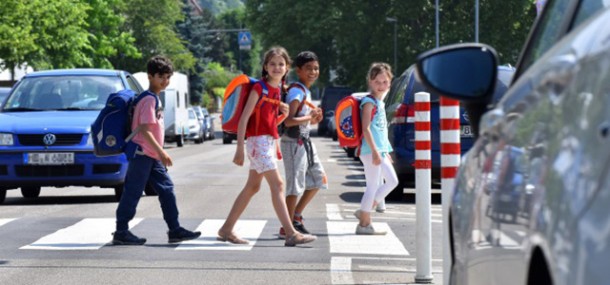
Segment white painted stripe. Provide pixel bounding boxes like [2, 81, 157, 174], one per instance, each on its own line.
[327, 221, 409, 255]
[176, 219, 266, 251]
[371, 216, 442, 223]
[21, 218, 142, 250]
[415, 111, 430, 121]
[440, 130, 460, 143]
[415, 150, 431, 160]
[406, 117, 415, 123]
[327, 158, 337, 162]
[353, 256, 443, 262]
[0, 218, 16, 227]
[414, 92, 430, 101]
[441, 155, 461, 167]
[331, 257, 354, 285]
[326, 203, 344, 220]
[440, 106, 460, 118]
[415, 131, 430, 141]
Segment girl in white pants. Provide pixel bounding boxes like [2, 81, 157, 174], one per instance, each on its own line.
[354, 62, 399, 235]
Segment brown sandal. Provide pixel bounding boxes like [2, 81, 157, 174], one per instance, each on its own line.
[217, 231, 249, 244]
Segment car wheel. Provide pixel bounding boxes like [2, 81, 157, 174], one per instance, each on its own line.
[144, 183, 157, 196]
[210, 131, 216, 140]
[21, 186, 41, 198]
[176, 134, 184, 147]
[0, 189, 6, 204]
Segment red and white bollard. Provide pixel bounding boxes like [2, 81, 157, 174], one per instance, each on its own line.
[440, 97, 461, 285]
[414, 92, 433, 284]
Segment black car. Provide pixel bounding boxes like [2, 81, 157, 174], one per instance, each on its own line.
[318, 86, 353, 137]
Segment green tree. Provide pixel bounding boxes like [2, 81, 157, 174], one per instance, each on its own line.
[112, 0, 195, 73]
[244, 0, 535, 90]
[82, 0, 141, 69]
[0, 0, 37, 80]
[0, 0, 92, 74]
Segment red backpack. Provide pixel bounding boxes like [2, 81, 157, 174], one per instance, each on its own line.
[335, 94, 377, 149]
[221, 74, 285, 135]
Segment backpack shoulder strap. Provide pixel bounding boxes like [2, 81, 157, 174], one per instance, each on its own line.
[364, 95, 378, 119]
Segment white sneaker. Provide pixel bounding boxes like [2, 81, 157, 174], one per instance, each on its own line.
[355, 224, 387, 235]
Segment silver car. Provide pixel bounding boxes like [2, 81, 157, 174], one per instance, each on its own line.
[416, 0, 610, 284]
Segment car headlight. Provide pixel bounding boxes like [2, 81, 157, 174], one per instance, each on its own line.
[0, 133, 14, 146]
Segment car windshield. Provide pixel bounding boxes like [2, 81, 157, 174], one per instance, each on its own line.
[1, 75, 123, 112]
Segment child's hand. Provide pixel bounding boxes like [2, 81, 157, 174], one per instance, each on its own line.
[279, 102, 289, 115]
[233, 146, 245, 166]
[159, 150, 173, 167]
[372, 151, 382, 166]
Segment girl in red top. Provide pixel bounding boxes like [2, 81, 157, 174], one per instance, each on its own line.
[217, 46, 317, 247]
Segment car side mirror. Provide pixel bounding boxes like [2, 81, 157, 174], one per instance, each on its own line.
[416, 43, 499, 137]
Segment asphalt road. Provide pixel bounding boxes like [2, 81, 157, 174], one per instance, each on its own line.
[0, 127, 444, 285]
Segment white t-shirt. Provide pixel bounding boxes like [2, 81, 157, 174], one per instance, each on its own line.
[286, 82, 312, 136]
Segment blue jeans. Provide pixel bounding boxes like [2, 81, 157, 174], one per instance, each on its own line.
[116, 154, 180, 231]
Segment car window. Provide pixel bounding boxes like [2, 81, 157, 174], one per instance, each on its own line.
[518, 0, 572, 76]
[572, 0, 610, 27]
[384, 70, 409, 107]
[126, 75, 143, 92]
[2, 76, 123, 111]
[517, 0, 610, 79]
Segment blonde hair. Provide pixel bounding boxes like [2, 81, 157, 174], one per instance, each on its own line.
[367, 62, 393, 81]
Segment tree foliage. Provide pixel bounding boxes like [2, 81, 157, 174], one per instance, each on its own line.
[245, 0, 535, 90]
[110, 0, 195, 73]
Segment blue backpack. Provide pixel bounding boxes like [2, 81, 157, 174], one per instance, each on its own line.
[91, 90, 157, 158]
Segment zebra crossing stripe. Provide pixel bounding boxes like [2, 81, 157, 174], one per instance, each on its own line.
[176, 219, 266, 251]
[0, 218, 16, 227]
[326, 203, 343, 220]
[326, 221, 409, 256]
[20, 218, 142, 250]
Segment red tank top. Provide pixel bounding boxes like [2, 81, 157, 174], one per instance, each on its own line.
[246, 81, 281, 138]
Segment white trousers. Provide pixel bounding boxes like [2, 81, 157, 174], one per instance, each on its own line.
[359, 153, 399, 212]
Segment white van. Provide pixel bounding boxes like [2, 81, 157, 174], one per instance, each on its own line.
[133, 72, 190, 147]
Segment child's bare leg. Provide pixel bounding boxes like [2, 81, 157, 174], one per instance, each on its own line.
[219, 170, 263, 235]
[264, 170, 297, 237]
[286, 195, 298, 220]
[295, 189, 319, 215]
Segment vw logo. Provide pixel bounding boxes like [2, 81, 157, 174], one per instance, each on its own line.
[43, 133, 57, 145]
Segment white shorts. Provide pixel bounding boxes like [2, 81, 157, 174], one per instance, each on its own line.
[247, 135, 278, 174]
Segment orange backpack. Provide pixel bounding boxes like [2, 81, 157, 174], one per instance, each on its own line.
[335, 94, 377, 149]
[221, 74, 285, 135]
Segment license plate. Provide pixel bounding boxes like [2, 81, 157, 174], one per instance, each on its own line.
[461, 126, 473, 137]
[26, 153, 74, 165]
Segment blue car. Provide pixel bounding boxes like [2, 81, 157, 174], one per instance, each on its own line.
[0, 69, 147, 203]
[384, 64, 514, 200]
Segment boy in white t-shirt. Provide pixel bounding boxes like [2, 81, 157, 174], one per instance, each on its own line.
[279, 51, 328, 238]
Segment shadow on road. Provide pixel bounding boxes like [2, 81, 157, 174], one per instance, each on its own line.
[0, 195, 120, 206]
